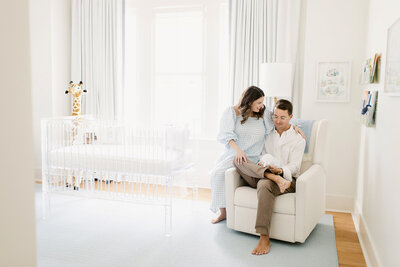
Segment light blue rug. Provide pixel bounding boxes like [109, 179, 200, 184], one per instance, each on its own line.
[35, 184, 339, 267]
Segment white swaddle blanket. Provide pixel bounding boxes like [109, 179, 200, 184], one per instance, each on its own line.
[258, 154, 282, 169]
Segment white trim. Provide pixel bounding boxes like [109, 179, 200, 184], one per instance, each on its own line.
[325, 193, 354, 212]
[353, 202, 382, 267]
[325, 208, 352, 214]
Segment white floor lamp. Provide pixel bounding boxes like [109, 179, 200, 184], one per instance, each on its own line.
[259, 63, 293, 107]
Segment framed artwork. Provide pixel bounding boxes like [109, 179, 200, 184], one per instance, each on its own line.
[384, 17, 400, 96]
[316, 61, 351, 102]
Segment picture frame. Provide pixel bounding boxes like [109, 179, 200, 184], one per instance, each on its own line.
[315, 61, 351, 102]
[384, 17, 400, 96]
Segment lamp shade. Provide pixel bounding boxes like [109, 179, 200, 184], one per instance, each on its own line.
[259, 63, 293, 98]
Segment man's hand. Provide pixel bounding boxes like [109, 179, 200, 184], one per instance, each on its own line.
[269, 165, 283, 175]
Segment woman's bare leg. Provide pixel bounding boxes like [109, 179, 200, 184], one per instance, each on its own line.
[211, 208, 226, 224]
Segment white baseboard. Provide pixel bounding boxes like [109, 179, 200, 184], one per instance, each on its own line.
[325, 208, 352, 214]
[325, 194, 354, 212]
[353, 203, 382, 267]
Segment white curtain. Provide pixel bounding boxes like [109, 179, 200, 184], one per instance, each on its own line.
[229, 0, 301, 111]
[71, 0, 124, 120]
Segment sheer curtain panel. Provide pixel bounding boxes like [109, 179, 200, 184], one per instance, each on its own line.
[71, 0, 124, 120]
[229, 0, 301, 111]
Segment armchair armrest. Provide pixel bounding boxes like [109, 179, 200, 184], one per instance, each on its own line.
[225, 167, 245, 229]
[295, 164, 326, 242]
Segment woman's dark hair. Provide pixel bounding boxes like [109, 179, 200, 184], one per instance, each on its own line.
[238, 86, 265, 124]
[274, 99, 293, 115]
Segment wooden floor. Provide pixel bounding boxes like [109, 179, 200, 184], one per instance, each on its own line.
[326, 211, 367, 267]
[36, 181, 366, 266]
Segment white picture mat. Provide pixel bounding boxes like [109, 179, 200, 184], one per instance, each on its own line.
[315, 61, 351, 102]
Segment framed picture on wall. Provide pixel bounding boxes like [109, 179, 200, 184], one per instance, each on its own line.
[384, 17, 400, 96]
[315, 61, 351, 102]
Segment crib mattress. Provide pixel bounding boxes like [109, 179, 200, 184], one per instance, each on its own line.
[47, 144, 193, 176]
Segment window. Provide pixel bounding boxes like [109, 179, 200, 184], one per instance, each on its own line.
[124, 0, 229, 139]
[154, 9, 203, 129]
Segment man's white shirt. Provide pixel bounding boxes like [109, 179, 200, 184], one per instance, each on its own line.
[261, 125, 306, 182]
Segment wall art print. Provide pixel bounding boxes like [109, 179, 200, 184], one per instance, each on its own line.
[316, 61, 351, 102]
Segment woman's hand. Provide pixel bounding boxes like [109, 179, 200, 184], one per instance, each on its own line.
[235, 150, 248, 165]
[228, 139, 248, 165]
[293, 125, 306, 140]
[269, 165, 283, 175]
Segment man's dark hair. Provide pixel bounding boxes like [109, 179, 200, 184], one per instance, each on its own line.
[274, 99, 293, 115]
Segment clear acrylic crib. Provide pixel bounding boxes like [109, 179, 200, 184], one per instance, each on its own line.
[41, 116, 195, 235]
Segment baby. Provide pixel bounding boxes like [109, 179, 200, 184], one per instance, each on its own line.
[258, 154, 291, 193]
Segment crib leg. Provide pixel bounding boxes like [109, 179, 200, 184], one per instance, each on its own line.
[42, 191, 50, 220]
[164, 179, 173, 237]
[192, 186, 199, 201]
[41, 173, 50, 220]
[164, 204, 172, 237]
[190, 172, 198, 201]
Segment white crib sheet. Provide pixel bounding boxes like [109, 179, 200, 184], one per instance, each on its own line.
[48, 144, 193, 176]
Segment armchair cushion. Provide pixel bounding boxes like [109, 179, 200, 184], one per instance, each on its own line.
[234, 187, 296, 215]
[290, 118, 314, 153]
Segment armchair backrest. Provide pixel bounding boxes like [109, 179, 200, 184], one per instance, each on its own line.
[298, 119, 328, 174]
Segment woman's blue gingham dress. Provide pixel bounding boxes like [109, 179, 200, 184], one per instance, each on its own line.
[210, 107, 274, 212]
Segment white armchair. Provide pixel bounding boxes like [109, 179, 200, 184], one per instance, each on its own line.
[225, 119, 328, 243]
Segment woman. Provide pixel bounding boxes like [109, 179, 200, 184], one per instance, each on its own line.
[210, 86, 274, 223]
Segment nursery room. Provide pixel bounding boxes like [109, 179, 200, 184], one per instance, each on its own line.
[1, 0, 399, 266]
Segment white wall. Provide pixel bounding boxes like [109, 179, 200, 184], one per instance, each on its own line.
[354, 0, 400, 266]
[30, 0, 71, 178]
[0, 1, 37, 266]
[30, 0, 53, 178]
[51, 0, 72, 117]
[300, 0, 368, 211]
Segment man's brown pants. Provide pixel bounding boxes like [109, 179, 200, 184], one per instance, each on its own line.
[233, 160, 296, 235]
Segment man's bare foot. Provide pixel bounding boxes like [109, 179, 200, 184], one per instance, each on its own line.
[277, 177, 291, 193]
[252, 235, 270, 255]
[211, 208, 226, 224]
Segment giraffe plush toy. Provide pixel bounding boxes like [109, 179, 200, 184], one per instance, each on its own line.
[65, 81, 87, 116]
[64, 81, 87, 190]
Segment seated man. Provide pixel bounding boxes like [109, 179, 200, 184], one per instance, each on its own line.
[233, 99, 305, 255]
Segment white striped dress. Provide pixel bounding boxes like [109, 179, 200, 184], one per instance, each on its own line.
[210, 106, 274, 212]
